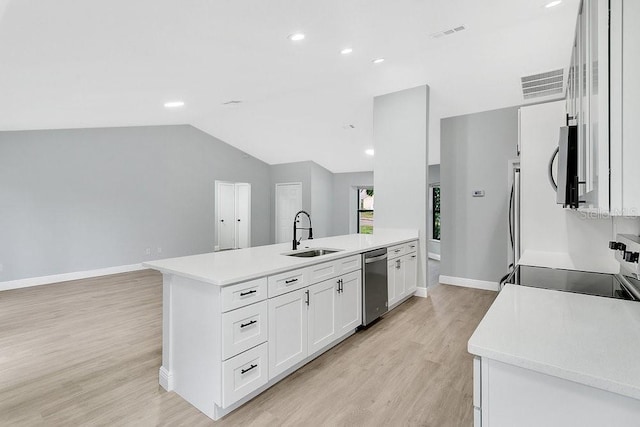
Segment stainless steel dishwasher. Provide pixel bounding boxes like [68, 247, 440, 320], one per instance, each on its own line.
[362, 248, 388, 326]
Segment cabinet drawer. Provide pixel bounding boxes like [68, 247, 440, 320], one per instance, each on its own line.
[405, 240, 418, 253]
[308, 261, 339, 284]
[336, 254, 361, 275]
[388, 243, 406, 259]
[221, 342, 268, 408]
[221, 278, 268, 312]
[222, 301, 268, 360]
[268, 268, 309, 297]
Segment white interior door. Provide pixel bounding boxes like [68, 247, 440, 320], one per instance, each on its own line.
[216, 181, 236, 250]
[235, 183, 251, 249]
[275, 183, 302, 244]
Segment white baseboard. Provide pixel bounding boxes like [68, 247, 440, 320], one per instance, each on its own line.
[439, 275, 499, 291]
[428, 252, 441, 261]
[414, 287, 428, 298]
[0, 263, 145, 292]
[159, 366, 174, 391]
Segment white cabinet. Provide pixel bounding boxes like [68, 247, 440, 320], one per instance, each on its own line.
[156, 240, 416, 421]
[568, 0, 640, 215]
[307, 279, 338, 355]
[268, 288, 308, 379]
[610, 0, 640, 215]
[475, 356, 640, 426]
[337, 270, 362, 335]
[221, 342, 268, 408]
[387, 257, 404, 307]
[404, 252, 418, 294]
[221, 301, 268, 360]
[268, 268, 362, 379]
[387, 241, 418, 308]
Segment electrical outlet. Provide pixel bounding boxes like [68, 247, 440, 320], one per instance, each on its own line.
[145, 248, 151, 255]
[157, 247, 162, 254]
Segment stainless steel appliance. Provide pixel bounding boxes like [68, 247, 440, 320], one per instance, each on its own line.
[548, 124, 581, 209]
[362, 248, 388, 326]
[501, 233, 640, 301]
[503, 265, 636, 300]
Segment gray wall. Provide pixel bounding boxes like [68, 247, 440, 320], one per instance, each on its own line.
[373, 85, 429, 289]
[0, 125, 271, 281]
[332, 171, 374, 236]
[440, 106, 518, 283]
[428, 164, 441, 257]
[310, 162, 334, 239]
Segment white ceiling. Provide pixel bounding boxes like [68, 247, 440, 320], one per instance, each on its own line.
[0, 0, 580, 172]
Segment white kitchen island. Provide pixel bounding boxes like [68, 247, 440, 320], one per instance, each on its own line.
[144, 229, 419, 420]
[468, 284, 640, 427]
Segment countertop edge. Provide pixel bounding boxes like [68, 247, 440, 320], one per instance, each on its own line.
[468, 342, 640, 401]
[143, 235, 418, 287]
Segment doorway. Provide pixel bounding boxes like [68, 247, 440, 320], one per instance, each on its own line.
[215, 181, 251, 251]
[275, 182, 302, 244]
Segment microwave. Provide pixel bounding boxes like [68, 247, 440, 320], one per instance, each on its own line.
[548, 124, 579, 209]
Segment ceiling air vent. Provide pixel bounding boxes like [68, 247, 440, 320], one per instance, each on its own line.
[430, 25, 466, 39]
[521, 69, 564, 100]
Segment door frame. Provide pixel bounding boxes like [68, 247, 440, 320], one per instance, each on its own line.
[275, 182, 302, 244]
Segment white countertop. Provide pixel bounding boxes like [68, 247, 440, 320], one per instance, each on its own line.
[143, 229, 418, 286]
[468, 284, 640, 400]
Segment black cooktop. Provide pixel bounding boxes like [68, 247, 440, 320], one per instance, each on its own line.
[506, 265, 634, 300]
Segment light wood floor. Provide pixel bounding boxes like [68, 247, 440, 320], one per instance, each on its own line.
[0, 270, 496, 426]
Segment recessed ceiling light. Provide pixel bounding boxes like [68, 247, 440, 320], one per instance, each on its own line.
[365, 149, 375, 156]
[340, 48, 353, 55]
[372, 58, 385, 64]
[545, 1, 562, 8]
[164, 101, 185, 108]
[288, 33, 305, 41]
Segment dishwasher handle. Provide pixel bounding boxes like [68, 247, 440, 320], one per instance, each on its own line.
[364, 253, 388, 264]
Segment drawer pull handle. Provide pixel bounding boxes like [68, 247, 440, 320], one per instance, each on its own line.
[240, 320, 257, 328]
[239, 289, 257, 297]
[285, 278, 298, 284]
[241, 364, 258, 374]
[411, 255, 416, 259]
[394, 249, 401, 253]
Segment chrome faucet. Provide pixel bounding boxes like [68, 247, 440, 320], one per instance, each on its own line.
[292, 210, 313, 250]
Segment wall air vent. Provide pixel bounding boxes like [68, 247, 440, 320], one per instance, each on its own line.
[521, 69, 564, 100]
[430, 25, 466, 39]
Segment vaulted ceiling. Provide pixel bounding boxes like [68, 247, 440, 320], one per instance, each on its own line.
[0, 0, 579, 172]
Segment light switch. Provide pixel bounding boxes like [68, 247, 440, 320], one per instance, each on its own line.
[472, 190, 485, 197]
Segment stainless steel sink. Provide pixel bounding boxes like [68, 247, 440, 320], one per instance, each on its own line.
[283, 248, 342, 258]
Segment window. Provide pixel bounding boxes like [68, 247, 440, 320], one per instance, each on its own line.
[432, 186, 440, 240]
[358, 188, 374, 234]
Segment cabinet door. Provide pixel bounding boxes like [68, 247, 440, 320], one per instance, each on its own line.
[337, 270, 362, 336]
[268, 288, 308, 379]
[308, 280, 338, 355]
[387, 259, 397, 306]
[403, 253, 418, 294]
[394, 258, 405, 303]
